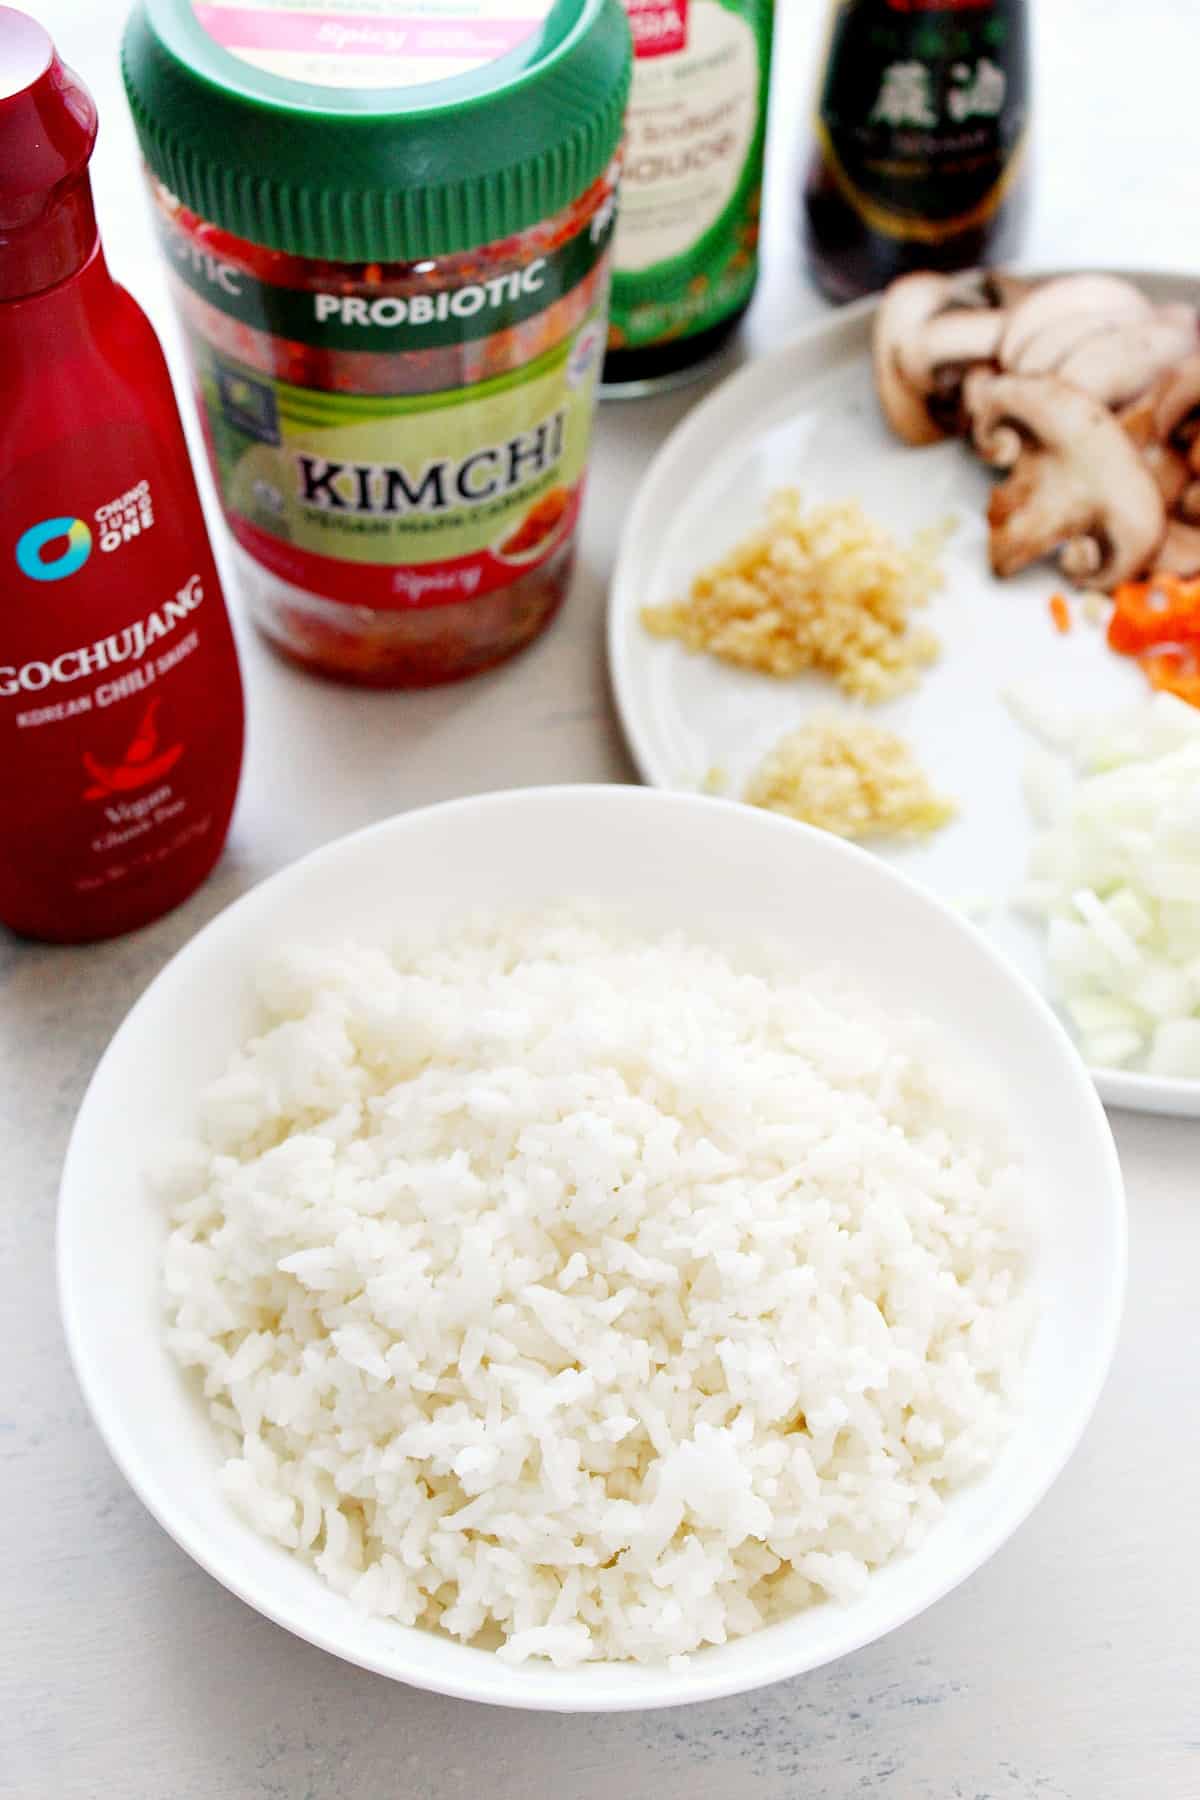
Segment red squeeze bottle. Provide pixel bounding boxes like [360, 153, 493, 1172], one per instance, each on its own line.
[0, 7, 243, 943]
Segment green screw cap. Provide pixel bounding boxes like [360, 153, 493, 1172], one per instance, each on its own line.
[122, 0, 631, 263]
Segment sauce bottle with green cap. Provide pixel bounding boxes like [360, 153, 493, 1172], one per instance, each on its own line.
[602, 0, 775, 396]
[123, 0, 631, 687]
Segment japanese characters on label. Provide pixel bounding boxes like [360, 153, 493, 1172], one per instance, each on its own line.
[815, 0, 1028, 240]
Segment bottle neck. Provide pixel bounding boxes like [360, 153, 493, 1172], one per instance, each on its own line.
[0, 167, 98, 302]
[0, 236, 119, 354]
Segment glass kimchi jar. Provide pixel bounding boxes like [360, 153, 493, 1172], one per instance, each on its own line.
[122, 0, 631, 687]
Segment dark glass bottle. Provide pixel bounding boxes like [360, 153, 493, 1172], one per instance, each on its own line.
[803, 0, 1030, 305]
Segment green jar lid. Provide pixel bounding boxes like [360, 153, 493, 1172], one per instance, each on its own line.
[122, 0, 631, 263]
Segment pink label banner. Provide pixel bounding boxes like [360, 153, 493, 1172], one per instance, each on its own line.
[193, 6, 539, 60]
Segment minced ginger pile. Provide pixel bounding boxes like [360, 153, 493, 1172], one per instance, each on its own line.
[742, 715, 956, 840]
[641, 489, 945, 701]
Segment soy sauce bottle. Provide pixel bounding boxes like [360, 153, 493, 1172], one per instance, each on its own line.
[803, 0, 1030, 305]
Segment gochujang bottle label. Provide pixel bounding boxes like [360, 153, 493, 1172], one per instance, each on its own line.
[1, 422, 237, 897]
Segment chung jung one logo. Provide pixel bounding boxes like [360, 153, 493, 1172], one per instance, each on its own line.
[16, 515, 93, 583]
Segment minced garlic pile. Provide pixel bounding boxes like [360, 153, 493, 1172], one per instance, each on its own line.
[642, 489, 945, 701]
[743, 715, 955, 840]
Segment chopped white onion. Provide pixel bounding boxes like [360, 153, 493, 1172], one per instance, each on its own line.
[1001, 684, 1081, 751]
[1013, 697, 1200, 1078]
[1148, 1020, 1200, 1078]
[1021, 745, 1071, 826]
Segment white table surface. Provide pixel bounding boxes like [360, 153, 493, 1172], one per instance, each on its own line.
[4, 3, 1199, 1795]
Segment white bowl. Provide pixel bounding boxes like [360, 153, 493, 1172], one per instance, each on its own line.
[58, 786, 1126, 1712]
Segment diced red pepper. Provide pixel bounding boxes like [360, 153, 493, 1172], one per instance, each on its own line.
[1139, 645, 1200, 707]
[1108, 575, 1200, 654]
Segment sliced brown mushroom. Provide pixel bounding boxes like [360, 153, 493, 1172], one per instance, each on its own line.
[896, 308, 1006, 406]
[1117, 356, 1200, 534]
[1055, 308, 1198, 408]
[963, 370, 1166, 588]
[873, 274, 949, 446]
[873, 271, 1007, 446]
[1013, 315, 1125, 377]
[1157, 520, 1200, 576]
[998, 274, 1152, 370]
[984, 272, 1036, 311]
[1010, 303, 1158, 377]
[1120, 389, 1190, 509]
[1151, 356, 1200, 520]
[1153, 353, 1200, 467]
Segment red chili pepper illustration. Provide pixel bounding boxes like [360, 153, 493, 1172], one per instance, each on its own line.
[124, 696, 162, 764]
[82, 699, 185, 798]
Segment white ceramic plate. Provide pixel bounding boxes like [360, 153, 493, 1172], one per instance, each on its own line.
[59, 786, 1125, 1712]
[608, 276, 1200, 1117]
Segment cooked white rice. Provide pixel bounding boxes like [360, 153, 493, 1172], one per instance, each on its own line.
[158, 907, 1033, 1667]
